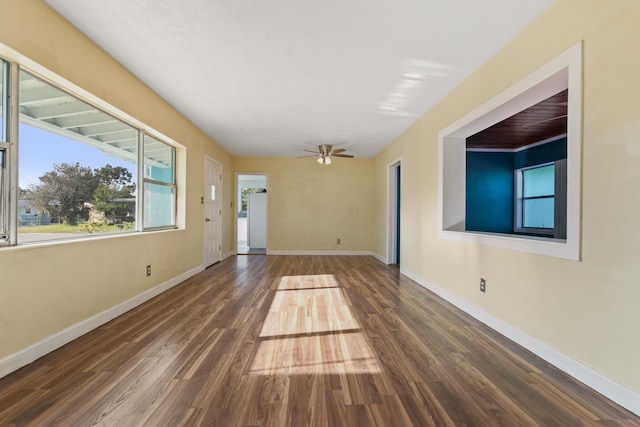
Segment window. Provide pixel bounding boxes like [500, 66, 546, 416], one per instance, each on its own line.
[143, 134, 176, 229]
[516, 160, 567, 239]
[516, 163, 555, 230]
[0, 58, 180, 247]
[240, 188, 265, 213]
[19, 70, 139, 243]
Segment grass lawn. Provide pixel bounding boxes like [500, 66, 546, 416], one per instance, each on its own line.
[19, 223, 130, 234]
[19, 224, 84, 233]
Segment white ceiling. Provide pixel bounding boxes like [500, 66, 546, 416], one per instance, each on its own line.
[44, 0, 556, 158]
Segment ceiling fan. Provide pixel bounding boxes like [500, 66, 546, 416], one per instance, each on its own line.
[299, 144, 354, 165]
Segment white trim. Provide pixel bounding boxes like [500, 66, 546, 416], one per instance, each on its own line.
[7, 61, 19, 246]
[371, 251, 387, 264]
[235, 172, 269, 254]
[438, 42, 582, 261]
[400, 266, 640, 418]
[267, 250, 373, 256]
[0, 265, 204, 380]
[386, 157, 402, 265]
[222, 251, 235, 261]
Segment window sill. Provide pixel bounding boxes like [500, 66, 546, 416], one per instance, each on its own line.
[1, 227, 182, 251]
[439, 228, 577, 260]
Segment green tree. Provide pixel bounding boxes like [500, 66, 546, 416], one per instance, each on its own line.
[27, 163, 99, 225]
[93, 164, 135, 220]
[94, 164, 133, 187]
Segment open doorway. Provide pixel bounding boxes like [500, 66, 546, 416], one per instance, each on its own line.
[387, 159, 401, 265]
[236, 173, 268, 255]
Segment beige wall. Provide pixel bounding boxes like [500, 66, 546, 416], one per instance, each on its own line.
[373, 0, 640, 393]
[233, 157, 374, 252]
[0, 0, 233, 359]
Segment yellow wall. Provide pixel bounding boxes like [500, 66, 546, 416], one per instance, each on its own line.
[233, 157, 374, 252]
[0, 0, 233, 359]
[373, 0, 640, 393]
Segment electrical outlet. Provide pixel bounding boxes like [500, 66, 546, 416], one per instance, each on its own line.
[146, 265, 151, 277]
[480, 278, 486, 293]
[337, 238, 341, 245]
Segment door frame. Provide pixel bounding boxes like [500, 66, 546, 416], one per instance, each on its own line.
[204, 156, 223, 267]
[235, 172, 269, 254]
[387, 157, 402, 265]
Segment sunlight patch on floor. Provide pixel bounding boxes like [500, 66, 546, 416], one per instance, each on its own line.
[250, 274, 381, 375]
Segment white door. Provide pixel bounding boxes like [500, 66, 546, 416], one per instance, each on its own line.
[204, 157, 222, 267]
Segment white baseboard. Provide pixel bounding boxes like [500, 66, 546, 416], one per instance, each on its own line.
[370, 252, 388, 264]
[400, 267, 640, 418]
[222, 251, 235, 260]
[267, 250, 374, 256]
[0, 265, 205, 380]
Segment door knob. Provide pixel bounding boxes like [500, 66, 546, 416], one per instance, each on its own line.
[205, 218, 211, 222]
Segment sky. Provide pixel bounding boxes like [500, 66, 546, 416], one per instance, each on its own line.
[19, 123, 137, 189]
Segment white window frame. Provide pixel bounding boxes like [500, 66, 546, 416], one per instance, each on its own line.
[0, 58, 17, 246]
[514, 160, 567, 239]
[141, 133, 177, 230]
[438, 42, 582, 261]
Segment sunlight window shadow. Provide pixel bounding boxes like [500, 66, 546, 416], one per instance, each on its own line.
[250, 274, 381, 375]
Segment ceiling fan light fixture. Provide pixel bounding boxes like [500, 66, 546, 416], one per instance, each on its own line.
[300, 143, 352, 163]
[316, 155, 332, 165]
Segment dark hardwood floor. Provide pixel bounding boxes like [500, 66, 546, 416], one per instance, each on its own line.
[0, 255, 638, 426]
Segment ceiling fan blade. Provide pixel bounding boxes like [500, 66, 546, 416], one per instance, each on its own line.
[297, 154, 319, 158]
[332, 154, 354, 158]
[303, 149, 319, 154]
[331, 148, 346, 154]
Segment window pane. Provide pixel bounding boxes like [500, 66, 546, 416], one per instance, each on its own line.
[19, 71, 137, 243]
[524, 197, 554, 228]
[144, 182, 175, 228]
[144, 134, 175, 184]
[523, 164, 554, 197]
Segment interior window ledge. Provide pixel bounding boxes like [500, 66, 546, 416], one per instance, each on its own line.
[439, 228, 575, 260]
[2, 227, 182, 251]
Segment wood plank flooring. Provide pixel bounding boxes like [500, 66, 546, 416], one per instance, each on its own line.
[0, 255, 638, 426]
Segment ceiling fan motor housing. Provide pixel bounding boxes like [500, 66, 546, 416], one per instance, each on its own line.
[319, 144, 332, 156]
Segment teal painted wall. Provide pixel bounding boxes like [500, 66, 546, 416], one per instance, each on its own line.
[515, 137, 567, 169]
[466, 151, 514, 233]
[466, 137, 566, 233]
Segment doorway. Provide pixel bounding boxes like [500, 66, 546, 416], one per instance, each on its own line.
[204, 156, 222, 268]
[387, 159, 401, 265]
[236, 173, 268, 255]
